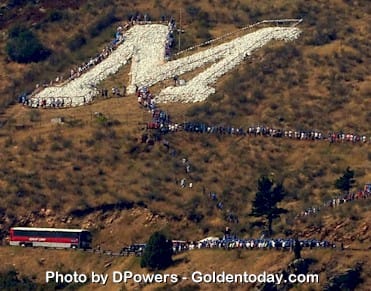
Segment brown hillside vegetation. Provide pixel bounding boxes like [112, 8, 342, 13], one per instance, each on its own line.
[0, 0, 370, 290]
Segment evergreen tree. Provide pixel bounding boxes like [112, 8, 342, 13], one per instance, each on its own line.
[294, 237, 302, 260]
[140, 232, 173, 270]
[250, 175, 287, 235]
[335, 167, 355, 194]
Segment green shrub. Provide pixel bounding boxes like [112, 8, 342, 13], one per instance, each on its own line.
[6, 26, 50, 63]
[88, 10, 118, 37]
[252, 88, 265, 101]
[28, 110, 40, 122]
[47, 10, 70, 22]
[7, 0, 28, 8]
[62, 138, 73, 148]
[0, 269, 37, 290]
[64, 117, 84, 127]
[144, 192, 165, 202]
[68, 34, 87, 51]
[246, 7, 262, 22]
[188, 210, 204, 223]
[186, 5, 201, 21]
[22, 136, 43, 152]
[306, 13, 338, 46]
[50, 142, 63, 151]
[196, 26, 212, 42]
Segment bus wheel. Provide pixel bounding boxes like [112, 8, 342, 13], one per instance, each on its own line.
[71, 245, 77, 249]
[20, 243, 26, 247]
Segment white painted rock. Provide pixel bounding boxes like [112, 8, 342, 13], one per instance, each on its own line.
[32, 23, 301, 106]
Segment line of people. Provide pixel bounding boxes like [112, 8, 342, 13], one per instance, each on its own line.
[30, 27, 128, 98]
[137, 86, 156, 111]
[146, 120, 369, 144]
[20, 96, 76, 108]
[178, 157, 193, 189]
[138, 89, 370, 147]
[165, 17, 176, 60]
[298, 186, 371, 217]
[121, 237, 336, 256]
[182, 237, 335, 252]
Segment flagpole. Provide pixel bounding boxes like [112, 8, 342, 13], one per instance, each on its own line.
[178, 8, 181, 52]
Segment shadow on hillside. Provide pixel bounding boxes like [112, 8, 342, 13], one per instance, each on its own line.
[172, 256, 190, 267]
[69, 200, 137, 217]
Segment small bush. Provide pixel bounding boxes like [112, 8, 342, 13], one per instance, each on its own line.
[209, 93, 224, 103]
[252, 88, 265, 101]
[28, 110, 41, 122]
[144, 192, 165, 202]
[62, 139, 73, 148]
[65, 117, 84, 127]
[246, 7, 262, 22]
[88, 10, 118, 37]
[186, 5, 201, 21]
[47, 10, 70, 22]
[50, 142, 63, 151]
[68, 34, 87, 51]
[0, 269, 37, 290]
[196, 26, 212, 42]
[92, 129, 106, 141]
[4, 137, 14, 148]
[187, 210, 204, 223]
[306, 13, 338, 46]
[22, 136, 43, 152]
[7, 0, 28, 8]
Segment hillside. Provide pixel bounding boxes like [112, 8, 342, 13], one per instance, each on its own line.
[0, 0, 370, 290]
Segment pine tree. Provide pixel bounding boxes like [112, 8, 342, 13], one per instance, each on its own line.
[335, 167, 355, 194]
[140, 232, 173, 270]
[250, 175, 287, 235]
[294, 237, 302, 260]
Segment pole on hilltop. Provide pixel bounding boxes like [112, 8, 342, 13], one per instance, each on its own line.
[178, 8, 181, 52]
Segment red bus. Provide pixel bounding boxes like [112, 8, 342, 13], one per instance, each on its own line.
[9, 227, 92, 249]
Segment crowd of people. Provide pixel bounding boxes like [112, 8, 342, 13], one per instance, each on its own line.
[298, 185, 371, 217]
[137, 86, 156, 111]
[19, 96, 76, 108]
[145, 120, 370, 144]
[165, 17, 176, 60]
[121, 236, 336, 256]
[179, 237, 335, 252]
[179, 122, 369, 144]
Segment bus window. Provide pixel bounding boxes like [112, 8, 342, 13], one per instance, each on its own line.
[79, 231, 92, 249]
